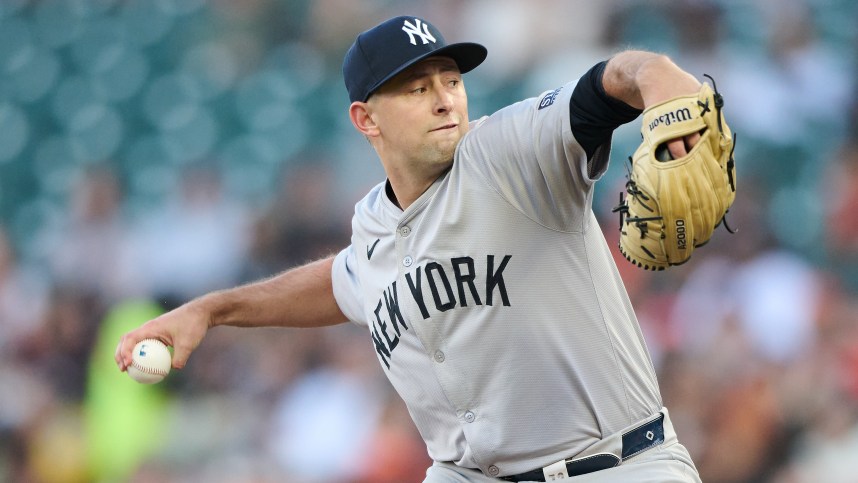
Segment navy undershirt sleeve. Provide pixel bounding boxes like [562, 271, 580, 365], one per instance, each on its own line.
[570, 61, 643, 175]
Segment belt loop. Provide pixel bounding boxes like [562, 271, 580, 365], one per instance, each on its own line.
[541, 460, 569, 480]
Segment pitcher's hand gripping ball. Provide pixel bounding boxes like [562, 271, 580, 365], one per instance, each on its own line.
[127, 339, 172, 384]
[613, 76, 737, 270]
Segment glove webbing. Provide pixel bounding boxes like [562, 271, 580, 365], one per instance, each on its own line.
[704, 73, 739, 234]
[612, 164, 662, 238]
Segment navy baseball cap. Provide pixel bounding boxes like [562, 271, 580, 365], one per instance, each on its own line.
[343, 16, 487, 103]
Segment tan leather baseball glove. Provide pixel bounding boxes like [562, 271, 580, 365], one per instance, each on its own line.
[613, 76, 737, 270]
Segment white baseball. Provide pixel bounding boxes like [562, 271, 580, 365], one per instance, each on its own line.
[127, 339, 172, 384]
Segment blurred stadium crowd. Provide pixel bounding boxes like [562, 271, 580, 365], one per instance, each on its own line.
[1, 0, 857, 482]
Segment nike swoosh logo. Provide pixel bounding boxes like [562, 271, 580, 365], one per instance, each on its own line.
[366, 239, 380, 260]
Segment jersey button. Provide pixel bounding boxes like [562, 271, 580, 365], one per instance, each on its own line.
[403, 256, 413, 267]
[399, 226, 411, 237]
[433, 350, 445, 363]
[464, 411, 475, 423]
[488, 465, 500, 477]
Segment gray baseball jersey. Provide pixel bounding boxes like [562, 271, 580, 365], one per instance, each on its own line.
[331, 76, 662, 478]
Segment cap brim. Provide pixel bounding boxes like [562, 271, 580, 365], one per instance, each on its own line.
[364, 42, 487, 101]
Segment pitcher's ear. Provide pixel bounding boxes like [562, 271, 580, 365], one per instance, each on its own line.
[349, 102, 379, 137]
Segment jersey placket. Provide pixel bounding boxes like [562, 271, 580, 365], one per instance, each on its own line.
[391, 184, 492, 473]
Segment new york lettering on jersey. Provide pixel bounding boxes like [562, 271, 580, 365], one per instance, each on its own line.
[369, 254, 512, 369]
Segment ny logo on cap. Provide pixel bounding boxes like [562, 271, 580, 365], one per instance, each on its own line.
[402, 19, 436, 46]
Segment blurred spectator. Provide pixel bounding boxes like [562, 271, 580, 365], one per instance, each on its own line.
[731, 250, 821, 363]
[85, 300, 172, 482]
[784, 410, 858, 483]
[305, 0, 379, 56]
[25, 403, 90, 483]
[668, 247, 822, 367]
[665, 173, 823, 365]
[0, 225, 50, 353]
[33, 286, 104, 401]
[351, 394, 433, 483]
[666, 0, 728, 75]
[696, 368, 786, 482]
[42, 165, 140, 305]
[825, 143, 858, 254]
[267, 324, 390, 482]
[245, 159, 349, 278]
[725, 4, 852, 142]
[823, 142, 858, 290]
[775, 289, 858, 483]
[132, 164, 251, 302]
[0, 355, 55, 483]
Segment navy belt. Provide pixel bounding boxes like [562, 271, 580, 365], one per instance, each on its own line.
[499, 414, 665, 482]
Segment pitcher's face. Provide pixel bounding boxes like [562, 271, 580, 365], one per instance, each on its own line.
[367, 56, 470, 169]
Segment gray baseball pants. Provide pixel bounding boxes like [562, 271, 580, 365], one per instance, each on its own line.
[423, 408, 702, 483]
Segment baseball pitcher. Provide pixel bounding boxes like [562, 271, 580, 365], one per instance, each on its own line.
[117, 15, 736, 482]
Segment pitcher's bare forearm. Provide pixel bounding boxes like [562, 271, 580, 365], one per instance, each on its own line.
[601, 51, 700, 110]
[602, 50, 702, 158]
[203, 256, 346, 329]
[116, 256, 346, 371]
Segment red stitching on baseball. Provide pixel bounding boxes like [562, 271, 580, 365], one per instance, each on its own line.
[131, 361, 168, 376]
